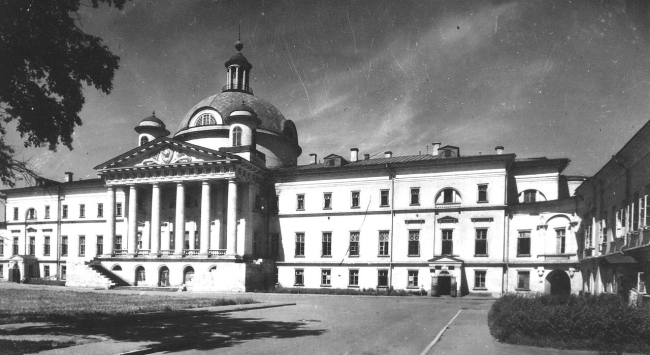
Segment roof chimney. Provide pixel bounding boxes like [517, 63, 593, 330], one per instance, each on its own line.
[309, 153, 317, 164]
[432, 142, 441, 156]
[64, 172, 73, 182]
[495, 146, 504, 155]
[364, 154, 370, 161]
[384, 151, 393, 158]
[350, 148, 359, 162]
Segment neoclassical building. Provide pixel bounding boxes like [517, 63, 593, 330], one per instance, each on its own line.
[0, 40, 583, 296]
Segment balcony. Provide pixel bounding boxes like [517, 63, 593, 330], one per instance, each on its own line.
[184, 249, 199, 256]
[209, 249, 226, 257]
[538, 254, 575, 261]
[114, 249, 128, 256]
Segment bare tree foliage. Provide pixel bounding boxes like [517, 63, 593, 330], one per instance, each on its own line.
[0, 0, 128, 186]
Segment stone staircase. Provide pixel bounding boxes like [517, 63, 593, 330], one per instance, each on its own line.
[86, 260, 131, 288]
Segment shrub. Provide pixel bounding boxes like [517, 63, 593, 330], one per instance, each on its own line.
[24, 278, 66, 286]
[263, 285, 424, 296]
[488, 293, 650, 354]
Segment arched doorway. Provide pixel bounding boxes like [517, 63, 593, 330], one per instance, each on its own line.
[183, 266, 195, 285]
[545, 269, 571, 296]
[135, 266, 145, 286]
[159, 266, 170, 287]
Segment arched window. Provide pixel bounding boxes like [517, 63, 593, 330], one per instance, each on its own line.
[112, 265, 122, 271]
[194, 113, 216, 127]
[519, 189, 547, 203]
[140, 136, 149, 146]
[183, 266, 195, 284]
[436, 188, 462, 204]
[232, 126, 242, 147]
[135, 266, 145, 285]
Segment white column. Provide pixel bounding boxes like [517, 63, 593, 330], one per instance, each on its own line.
[200, 181, 211, 256]
[150, 183, 161, 256]
[127, 185, 138, 255]
[105, 186, 115, 256]
[235, 67, 239, 89]
[174, 182, 185, 256]
[226, 179, 238, 255]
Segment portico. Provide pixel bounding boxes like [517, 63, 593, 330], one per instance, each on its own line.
[95, 138, 267, 261]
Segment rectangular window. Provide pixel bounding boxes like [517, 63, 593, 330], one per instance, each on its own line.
[61, 266, 67, 280]
[323, 193, 332, 209]
[296, 194, 305, 210]
[378, 269, 388, 287]
[351, 191, 360, 208]
[116, 203, 122, 217]
[115, 235, 122, 250]
[517, 231, 531, 256]
[294, 269, 304, 286]
[269, 234, 279, 257]
[380, 190, 389, 207]
[321, 269, 331, 286]
[410, 188, 420, 205]
[45, 205, 50, 219]
[632, 193, 638, 231]
[349, 232, 360, 257]
[44, 265, 50, 278]
[79, 236, 86, 256]
[44, 236, 50, 256]
[62, 205, 68, 219]
[0, 240, 3, 256]
[349, 269, 359, 286]
[79, 204, 85, 218]
[13, 237, 18, 255]
[322, 232, 332, 257]
[97, 203, 103, 218]
[138, 232, 143, 250]
[442, 230, 453, 255]
[0, 265, 3, 279]
[475, 270, 486, 288]
[556, 228, 566, 254]
[478, 184, 488, 203]
[517, 271, 530, 290]
[29, 237, 35, 256]
[475, 229, 488, 256]
[97, 236, 103, 256]
[61, 236, 68, 256]
[13, 207, 18, 221]
[408, 230, 420, 256]
[408, 270, 419, 288]
[295, 233, 305, 256]
[184, 231, 190, 249]
[378, 231, 390, 256]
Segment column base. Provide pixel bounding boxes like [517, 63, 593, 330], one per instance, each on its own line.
[170, 253, 185, 258]
[198, 253, 210, 258]
[146, 253, 161, 259]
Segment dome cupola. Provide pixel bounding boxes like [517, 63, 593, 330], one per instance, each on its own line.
[134, 111, 170, 146]
[223, 36, 253, 95]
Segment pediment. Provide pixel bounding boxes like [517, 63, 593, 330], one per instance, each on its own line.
[437, 216, 458, 224]
[95, 138, 233, 170]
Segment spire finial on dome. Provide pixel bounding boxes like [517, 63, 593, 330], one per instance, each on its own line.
[152, 110, 156, 116]
[235, 23, 243, 52]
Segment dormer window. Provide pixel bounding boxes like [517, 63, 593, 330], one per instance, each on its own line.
[140, 136, 149, 146]
[232, 126, 242, 146]
[194, 113, 216, 126]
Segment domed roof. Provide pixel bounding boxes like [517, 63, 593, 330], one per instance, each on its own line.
[139, 112, 166, 129]
[175, 91, 288, 135]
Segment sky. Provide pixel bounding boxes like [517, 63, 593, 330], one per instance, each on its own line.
[5, 0, 650, 183]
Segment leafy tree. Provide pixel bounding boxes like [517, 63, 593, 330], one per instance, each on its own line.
[0, 0, 128, 186]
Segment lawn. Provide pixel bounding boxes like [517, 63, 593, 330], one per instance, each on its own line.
[0, 287, 257, 324]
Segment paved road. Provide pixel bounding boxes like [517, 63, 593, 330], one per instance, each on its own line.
[130, 293, 491, 355]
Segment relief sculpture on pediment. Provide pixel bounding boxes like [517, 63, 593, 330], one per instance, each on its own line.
[137, 148, 202, 166]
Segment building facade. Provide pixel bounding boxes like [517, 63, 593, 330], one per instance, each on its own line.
[0, 40, 582, 296]
[575, 120, 650, 296]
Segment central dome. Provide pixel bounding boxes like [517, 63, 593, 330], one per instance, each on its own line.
[175, 91, 288, 136]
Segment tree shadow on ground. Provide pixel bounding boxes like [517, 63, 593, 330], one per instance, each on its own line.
[7, 307, 326, 353]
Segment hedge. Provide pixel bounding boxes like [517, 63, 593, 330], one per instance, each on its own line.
[262, 286, 426, 296]
[24, 278, 66, 286]
[488, 294, 650, 354]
